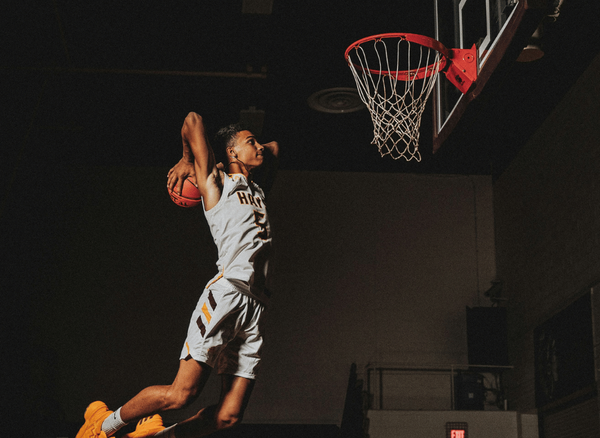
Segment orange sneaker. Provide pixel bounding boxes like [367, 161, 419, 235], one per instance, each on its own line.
[75, 401, 113, 438]
[123, 415, 165, 438]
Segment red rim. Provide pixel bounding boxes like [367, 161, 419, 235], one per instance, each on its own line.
[345, 33, 449, 80]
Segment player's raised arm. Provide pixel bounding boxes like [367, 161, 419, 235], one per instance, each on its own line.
[167, 113, 220, 199]
[183, 112, 217, 179]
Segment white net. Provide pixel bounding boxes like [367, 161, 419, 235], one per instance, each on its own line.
[347, 37, 444, 161]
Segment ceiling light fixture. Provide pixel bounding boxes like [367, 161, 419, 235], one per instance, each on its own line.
[307, 87, 365, 114]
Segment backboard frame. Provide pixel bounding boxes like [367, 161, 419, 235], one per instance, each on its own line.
[432, 0, 550, 153]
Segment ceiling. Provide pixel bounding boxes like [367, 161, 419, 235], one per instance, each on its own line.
[3, 0, 599, 177]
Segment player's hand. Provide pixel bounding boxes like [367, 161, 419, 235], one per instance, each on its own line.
[263, 141, 279, 157]
[167, 158, 196, 195]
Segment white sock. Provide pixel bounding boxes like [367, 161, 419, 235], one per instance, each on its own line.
[101, 407, 128, 436]
[153, 424, 177, 438]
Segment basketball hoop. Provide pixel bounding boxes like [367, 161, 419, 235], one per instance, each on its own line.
[345, 33, 477, 161]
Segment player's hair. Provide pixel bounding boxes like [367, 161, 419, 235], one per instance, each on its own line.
[214, 123, 251, 155]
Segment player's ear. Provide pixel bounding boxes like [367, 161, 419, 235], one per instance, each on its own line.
[227, 146, 237, 159]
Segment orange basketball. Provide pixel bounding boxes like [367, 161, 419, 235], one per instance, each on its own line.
[169, 177, 202, 208]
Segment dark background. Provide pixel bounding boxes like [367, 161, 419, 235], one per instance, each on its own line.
[3, 1, 599, 178]
[2, 1, 600, 437]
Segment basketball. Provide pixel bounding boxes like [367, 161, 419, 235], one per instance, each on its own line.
[169, 177, 202, 208]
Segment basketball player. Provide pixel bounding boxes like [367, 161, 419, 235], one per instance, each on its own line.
[75, 112, 279, 438]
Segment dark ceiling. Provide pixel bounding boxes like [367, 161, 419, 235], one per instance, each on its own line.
[3, 0, 599, 177]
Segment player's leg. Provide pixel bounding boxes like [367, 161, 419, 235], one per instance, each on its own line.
[168, 374, 255, 438]
[120, 358, 212, 423]
[215, 374, 255, 428]
[85, 358, 211, 438]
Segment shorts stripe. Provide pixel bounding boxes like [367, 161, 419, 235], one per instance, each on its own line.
[208, 291, 217, 310]
[196, 315, 206, 336]
[182, 280, 265, 379]
[206, 271, 224, 289]
[201, 302, 212, 323]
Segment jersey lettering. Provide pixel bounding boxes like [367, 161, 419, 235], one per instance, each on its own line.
[236, 191, 263, 209]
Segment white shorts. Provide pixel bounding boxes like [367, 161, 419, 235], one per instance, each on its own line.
[180, 279, 266, 380]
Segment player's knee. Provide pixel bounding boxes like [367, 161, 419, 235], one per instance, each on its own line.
[216, 410, 242, 430]
[164, 386, 198, 410]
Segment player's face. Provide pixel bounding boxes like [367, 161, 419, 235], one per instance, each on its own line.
[231, 130, 265, 168]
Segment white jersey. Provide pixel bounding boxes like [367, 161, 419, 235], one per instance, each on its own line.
[203, 173, 272, 303]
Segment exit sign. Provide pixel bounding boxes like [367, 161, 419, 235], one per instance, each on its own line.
[446, 422, 468, 438]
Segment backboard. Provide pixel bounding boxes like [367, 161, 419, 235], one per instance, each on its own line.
[432, 0, 549, 152]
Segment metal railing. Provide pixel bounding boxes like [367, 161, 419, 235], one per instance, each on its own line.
[364, 363, 514, 411]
